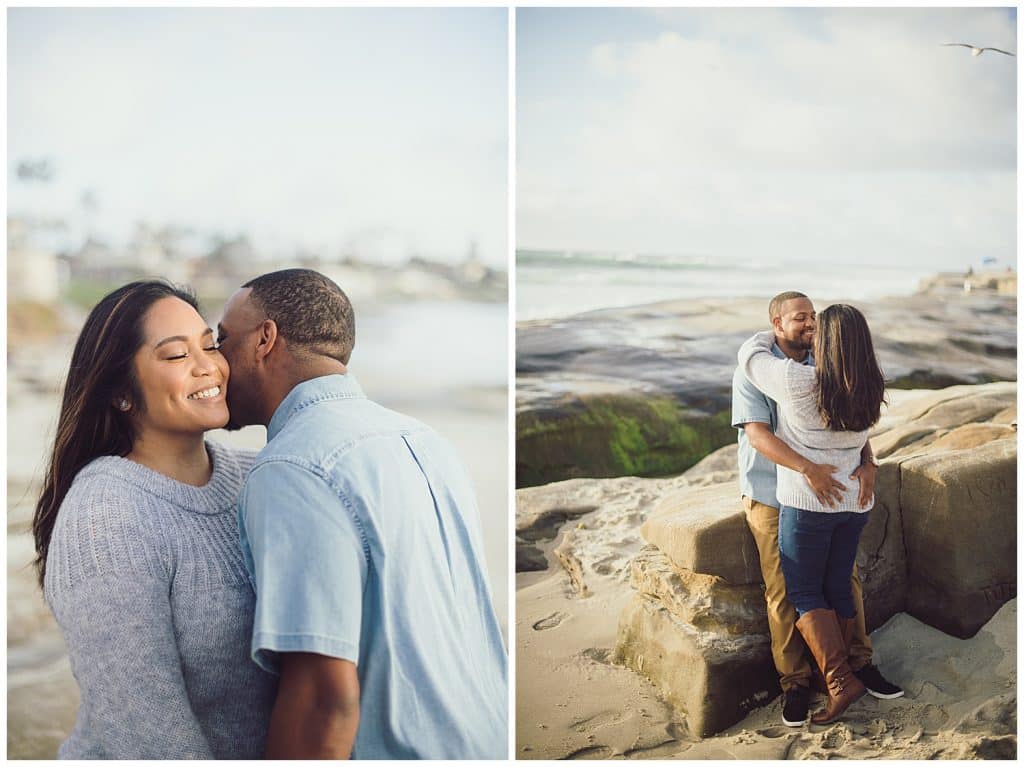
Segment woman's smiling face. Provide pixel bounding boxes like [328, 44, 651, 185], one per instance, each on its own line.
[130, 296, 231, 436]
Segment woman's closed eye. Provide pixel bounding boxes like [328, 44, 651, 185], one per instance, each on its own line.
[165, 344, 220, 360]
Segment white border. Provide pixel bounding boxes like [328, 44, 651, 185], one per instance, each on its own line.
[505, 5, 518, 760]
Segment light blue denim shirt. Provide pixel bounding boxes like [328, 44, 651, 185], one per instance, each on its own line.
[730, 343, 813, 508]
[238, 374, 508, 760]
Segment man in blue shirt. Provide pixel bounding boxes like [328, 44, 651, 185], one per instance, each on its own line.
[218, 268, 507, 759]
[731, 291, 902, 728]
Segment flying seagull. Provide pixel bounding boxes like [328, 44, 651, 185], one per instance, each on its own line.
[942, 43, 1015, 57]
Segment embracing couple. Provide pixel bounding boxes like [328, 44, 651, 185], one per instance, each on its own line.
[732, 291, 904, 728]
[33, 269, 508, 759]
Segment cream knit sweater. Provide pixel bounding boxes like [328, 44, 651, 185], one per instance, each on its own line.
[738, 330, 872, 513]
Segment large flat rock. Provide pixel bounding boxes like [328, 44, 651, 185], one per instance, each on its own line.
[641, 484, 761, 585]
[873, 384, 1016, 457]
[900, 439, 1017, 638]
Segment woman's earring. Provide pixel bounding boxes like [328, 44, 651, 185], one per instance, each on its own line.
[118, 399, 131, 412]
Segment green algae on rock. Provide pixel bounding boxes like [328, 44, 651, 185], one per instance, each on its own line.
[516, 394, 734, 488]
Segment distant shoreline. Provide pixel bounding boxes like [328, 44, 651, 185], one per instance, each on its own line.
[517, 262, 1015, 325]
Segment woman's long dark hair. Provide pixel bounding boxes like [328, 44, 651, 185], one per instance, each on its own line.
[814, 304, 886, 432]
[32, 281, 200, 586]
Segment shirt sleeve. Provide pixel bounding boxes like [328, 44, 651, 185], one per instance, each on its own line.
[52, 576, 215, 758]
[731, 364, 773, 428]
[737, 330, 793, 405]
[241, 460, 368, 675]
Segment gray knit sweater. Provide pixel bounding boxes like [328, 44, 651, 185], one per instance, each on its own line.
[44, 441, 277, 759]
[738, 330, 872, 513]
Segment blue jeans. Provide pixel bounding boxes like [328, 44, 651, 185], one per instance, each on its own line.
[778, 506, 870, 619]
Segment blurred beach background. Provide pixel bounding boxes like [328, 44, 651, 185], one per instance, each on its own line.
[8, 7, 508, 758]
[515, 6, 1016, 759]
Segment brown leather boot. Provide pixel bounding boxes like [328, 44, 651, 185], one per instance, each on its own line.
[795, 609, 866, 724]
[837, 615, 860, 669]
[839, 615, 855, 651]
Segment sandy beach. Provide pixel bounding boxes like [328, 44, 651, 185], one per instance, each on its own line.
[517, 562, 1015, 760]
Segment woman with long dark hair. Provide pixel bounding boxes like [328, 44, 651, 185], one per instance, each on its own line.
[738, 303, 886, 725]
[33, 281, 275, 758]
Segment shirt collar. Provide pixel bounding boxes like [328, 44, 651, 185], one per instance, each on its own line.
[267, 373, 366, 440]
[771, 341, 814, 366]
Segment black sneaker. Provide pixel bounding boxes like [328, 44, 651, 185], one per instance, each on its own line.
[782, 685, 810, 726]
[854, 664, 904, 699]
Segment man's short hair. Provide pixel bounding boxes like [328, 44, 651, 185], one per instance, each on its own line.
[768, 291, 808, 321]
[243, 268, 355, 364]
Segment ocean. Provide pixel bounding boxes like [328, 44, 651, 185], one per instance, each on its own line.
[517, 249, 935, 322]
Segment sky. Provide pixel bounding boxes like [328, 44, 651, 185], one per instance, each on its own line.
[518, 7, 1017, 270]
[8, 8, 507, 266]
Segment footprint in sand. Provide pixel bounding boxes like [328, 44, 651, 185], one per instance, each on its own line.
[565, 745, 612, 760]
[622, 740, 686, 759]
[569, 711, 621, 733]
[533, 611, 569, 631]
[756, 725, 794, 739]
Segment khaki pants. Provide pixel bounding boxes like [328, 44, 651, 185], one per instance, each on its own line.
[744, 496, 872, 690]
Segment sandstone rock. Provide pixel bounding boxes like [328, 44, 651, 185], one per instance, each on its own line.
[992, 406, 1017, 426]
[873, 383, 1016, 459]
[554, 530, 590, 598]
[883, 383, 1015, 431]
[872, 425, 942, 459]
[854, 461, 908, 631]
[680, 444, 739, 487]
[641, 484, 761, 585]
[516, 542, 548, 573]
[613, 465, 911, 737]
[614, 595, 777, 738]
[629, 546, 767, 636]
[926, 423, 1016, 451]
[516, 478, 606, 572]
[681, 443, 739, 478]
[899, 438, 1017, 638]
[516, 477, 605, 539]
[613, 382, 1017, 737]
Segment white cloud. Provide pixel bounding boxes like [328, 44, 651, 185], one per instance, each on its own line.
[519, 8, 1016, 268]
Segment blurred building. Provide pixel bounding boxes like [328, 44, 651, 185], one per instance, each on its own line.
[8, 217, 62, 303]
